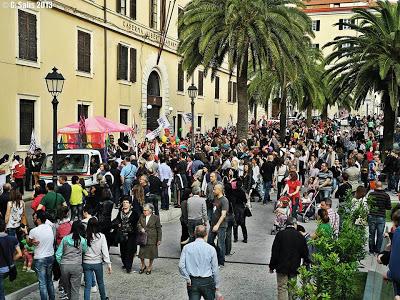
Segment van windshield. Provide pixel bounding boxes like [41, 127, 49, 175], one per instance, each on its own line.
[41, 154, 89, 174]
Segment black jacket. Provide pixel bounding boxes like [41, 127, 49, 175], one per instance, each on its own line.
[270, 227, 310, 276]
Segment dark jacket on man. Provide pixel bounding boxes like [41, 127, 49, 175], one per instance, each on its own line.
[57, 183, 72, 206]
[369, 189, 392, 217]
[269, 227, 310, 276]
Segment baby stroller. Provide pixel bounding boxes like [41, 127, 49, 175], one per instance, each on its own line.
[271, 195, 291, 235]
[298, 190, 318, 223]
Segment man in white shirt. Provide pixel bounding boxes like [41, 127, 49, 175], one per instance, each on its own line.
[179, 225, 222, 300]
[28, 210, 56, 300]
[159, 156, 173, 210]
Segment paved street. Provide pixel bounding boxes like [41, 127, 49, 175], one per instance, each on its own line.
[19, 188, 394, 300]
[21, 199, 287, 300]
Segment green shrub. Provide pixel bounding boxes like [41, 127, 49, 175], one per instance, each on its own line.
[289, 191, 368, 299]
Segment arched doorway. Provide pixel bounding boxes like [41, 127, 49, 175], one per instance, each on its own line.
[147, 71, 162, 131]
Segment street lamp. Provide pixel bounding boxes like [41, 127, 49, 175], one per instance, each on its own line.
[188, 82, 198, 154]
[45, 67, 65, 185]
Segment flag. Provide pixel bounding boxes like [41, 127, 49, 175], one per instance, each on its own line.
[157, 115, 171, 129]
[78, 115, 87, 147]
[28, 130, 37, 153]
[182, 113, 192, 124]
[146, 126, 162, 140]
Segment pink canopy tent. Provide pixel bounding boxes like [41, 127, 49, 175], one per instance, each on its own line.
[58, 116, 132, 134]
[57, 116, 133, 149]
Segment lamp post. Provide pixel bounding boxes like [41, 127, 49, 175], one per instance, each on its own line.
[188, 82, 198, 154]
[45, 67, 65, 185]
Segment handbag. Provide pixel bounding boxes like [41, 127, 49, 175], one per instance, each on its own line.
[244, 206, 252, 217]
[136, 231, 148, 246]
[0, 240, 17, 281]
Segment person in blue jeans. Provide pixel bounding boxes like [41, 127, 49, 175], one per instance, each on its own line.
[368, 182, 392, 254]
[28, 210, 56, 300]
[0, 219, 22, 300]
[83, 217, 111, 300]
[120, 157, 137, 196]
[207, 184, 228, 266]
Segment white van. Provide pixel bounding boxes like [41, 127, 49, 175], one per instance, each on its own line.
[40, 149, 103, 187]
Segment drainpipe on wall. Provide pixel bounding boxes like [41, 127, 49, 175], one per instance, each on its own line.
[103, 0, 108, 117]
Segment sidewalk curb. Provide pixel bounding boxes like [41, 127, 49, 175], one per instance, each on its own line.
[5, 282, 38, 300]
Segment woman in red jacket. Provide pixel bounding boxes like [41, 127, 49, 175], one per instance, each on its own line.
[13, 158, 26, 195]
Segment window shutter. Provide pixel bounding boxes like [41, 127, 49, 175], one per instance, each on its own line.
[19, 100, 35, 145]
[130, 48, 137, 83]
[117, 44, 122, 80]
[160, 0, 166, 32]
[84, 33, 91, 73]
[121, 46, 128, 80]
[27, 13, 37, 61]
[78, 31, 84, 71]
[18, 10, 28, 59]
[339, 19, 343, 30]
[178, 62, 184, 91]
[198, 71, 204, 96]
[215, 76, 220, 99]
[233, 82, 237, 103]
[116, 0, 121, 13]
[316, 20, 320, 31]
[130, 0, 136, 19]
[228, 81, 232, 102]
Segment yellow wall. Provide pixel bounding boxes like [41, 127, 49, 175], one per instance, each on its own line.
[0, 0, 240, 155]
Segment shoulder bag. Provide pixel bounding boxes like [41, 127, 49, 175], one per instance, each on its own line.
[0, 239, 17, 281]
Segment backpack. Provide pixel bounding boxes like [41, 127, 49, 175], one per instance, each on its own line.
[56, 222, 72, 245]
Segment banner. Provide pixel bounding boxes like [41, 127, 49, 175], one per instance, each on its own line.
[146, 126, 162, 141]
[157, 115, 171, 129]
[28, 130, 37, 154]
[182, 113, 192, 124]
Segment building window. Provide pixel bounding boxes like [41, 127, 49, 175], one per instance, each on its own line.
[130, 48, 137, 83]
[197, 115, 202, 130]
[178, 8, 184, 40]
[150, 0, 158, 29]
[178, 62, 184, 92]
[77, 103, 89, 121]
[233, 82, 237, 103]
[341, 42, 352, 49]
[215, 76, 220, 99]
[228, 81, 232, 102]
[214, 117, 218, 129]
[117, 0, 126, 15]
[19, 99, 35, 145]
[228, 81, 237, 102]
[311, 43, 320, 49]
[120, 108, 129, 125]
[339, 18, 353, 30]
[18, 10, 37, 62]
[77, 30, 91, 73]
[130, 0, 136, 20]
[117, 44, 128, 80]
[160, 0, 167, 32]
[311, 20, 320, 31]
[198, 71, 204, 96]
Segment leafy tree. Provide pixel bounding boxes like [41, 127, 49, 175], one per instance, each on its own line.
[178, 0, 312, 140]
[324, 0, 400, 150]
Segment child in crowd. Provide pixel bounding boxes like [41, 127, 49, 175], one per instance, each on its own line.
[20, 226, 35, 272]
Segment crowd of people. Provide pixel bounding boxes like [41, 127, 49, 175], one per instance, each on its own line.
[0, 113, 400, 299]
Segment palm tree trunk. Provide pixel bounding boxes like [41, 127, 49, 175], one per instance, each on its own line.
[321, 103, 328, 122]
[382, 92, 395, 151]
[254, 103, 258, 123]
[237, 49, 249, 140]
[279, 81, 287, 143]
[306, 106, 312, 127]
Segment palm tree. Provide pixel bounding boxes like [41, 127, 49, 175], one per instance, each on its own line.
[249, 45, 322, 141]
[178, 0, 312, 140]
[324, 0, 400, 150]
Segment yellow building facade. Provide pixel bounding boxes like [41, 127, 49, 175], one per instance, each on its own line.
[305, 0, 381, 117]
[0, 0, 248, 155]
